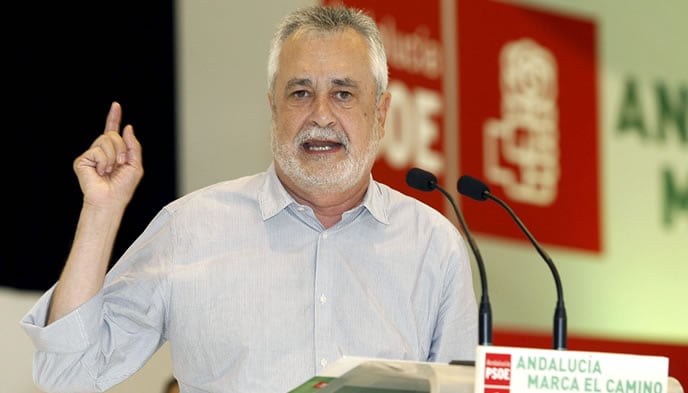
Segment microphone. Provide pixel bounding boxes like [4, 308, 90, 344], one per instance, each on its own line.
[457, 175, 567, 350]
[406, 167, 493, 347]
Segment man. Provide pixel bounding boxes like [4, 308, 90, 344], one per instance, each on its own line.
[21, 5, 478, 392]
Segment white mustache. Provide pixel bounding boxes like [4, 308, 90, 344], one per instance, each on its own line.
[295, 127, 349, 151]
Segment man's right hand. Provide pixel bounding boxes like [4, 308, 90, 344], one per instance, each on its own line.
[73, 101, 144, 210]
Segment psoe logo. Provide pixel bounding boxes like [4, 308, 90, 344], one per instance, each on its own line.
[484, 38, 559, 206]
[484, 352, 513, 393]
[457, 0, 600, 252]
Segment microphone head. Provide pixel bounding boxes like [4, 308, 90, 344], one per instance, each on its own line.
[458, 175, 490, 201]
[406, 167, 437, 192]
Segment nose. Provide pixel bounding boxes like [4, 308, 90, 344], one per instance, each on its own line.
[310, 94, 336, 129]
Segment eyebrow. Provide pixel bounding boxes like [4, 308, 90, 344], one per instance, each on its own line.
[332, 78, 358, 89]
[285, 78, 312, 90]
[284, 77, 359, 90]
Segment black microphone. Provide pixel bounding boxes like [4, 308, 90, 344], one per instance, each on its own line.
[406, 167, 492, 347]
[457, 175, 567, 350]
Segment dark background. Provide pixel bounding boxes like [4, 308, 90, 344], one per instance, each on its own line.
[6, 2, 177, 290]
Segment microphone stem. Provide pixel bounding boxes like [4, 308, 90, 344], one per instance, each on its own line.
[436, 185, 493, 346]
[486, 192, 567, 350]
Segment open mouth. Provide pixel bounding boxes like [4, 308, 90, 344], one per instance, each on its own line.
[302, 140, 344, 152]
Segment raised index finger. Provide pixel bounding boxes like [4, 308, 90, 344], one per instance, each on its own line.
[104, 101, 123, 133]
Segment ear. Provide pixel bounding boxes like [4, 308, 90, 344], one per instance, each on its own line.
[376, 91, 392, 137]
[267, 91, 276, 115]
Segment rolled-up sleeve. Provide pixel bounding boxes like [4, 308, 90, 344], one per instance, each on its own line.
[19, 209, 172, 392]
[22, 285, 103, 353]
[20, 286, 108, 392]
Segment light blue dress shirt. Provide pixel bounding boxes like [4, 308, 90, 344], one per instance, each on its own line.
[21, 163, 478, 393]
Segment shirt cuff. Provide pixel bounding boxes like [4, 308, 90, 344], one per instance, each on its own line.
[19, 285, 104, 353]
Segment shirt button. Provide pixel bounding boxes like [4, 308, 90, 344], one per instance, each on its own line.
[322, 232, 328, 239]
[321, 358, 328, 368]
[320, 294, 327, 304]
[297, 206, 305, 211]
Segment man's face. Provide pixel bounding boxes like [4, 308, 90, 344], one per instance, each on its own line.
[269, 28, 390, 194]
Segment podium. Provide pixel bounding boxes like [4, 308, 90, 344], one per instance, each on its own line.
[289, 347, 685, 393]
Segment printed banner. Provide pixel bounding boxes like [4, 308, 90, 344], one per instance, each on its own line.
[456, 0, 601, 252]
[474, 345, 669, 393]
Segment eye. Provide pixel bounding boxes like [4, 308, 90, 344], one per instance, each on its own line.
[291, 90, 310, 99]
[335, 91, 353, 101]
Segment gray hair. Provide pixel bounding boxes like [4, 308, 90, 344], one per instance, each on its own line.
[267, 5, 388, 99]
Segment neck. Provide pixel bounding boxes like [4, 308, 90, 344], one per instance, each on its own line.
[278, 174, 369, 229]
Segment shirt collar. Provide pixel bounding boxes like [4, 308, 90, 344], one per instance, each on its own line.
[258, 162, 389, 225]
[258, 163, 293, 220]
[360, 178, 389, 225]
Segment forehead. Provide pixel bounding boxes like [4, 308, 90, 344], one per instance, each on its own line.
[276, 28, 374, 86]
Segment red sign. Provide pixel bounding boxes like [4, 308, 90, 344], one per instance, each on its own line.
[456, 0, 600, 252]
